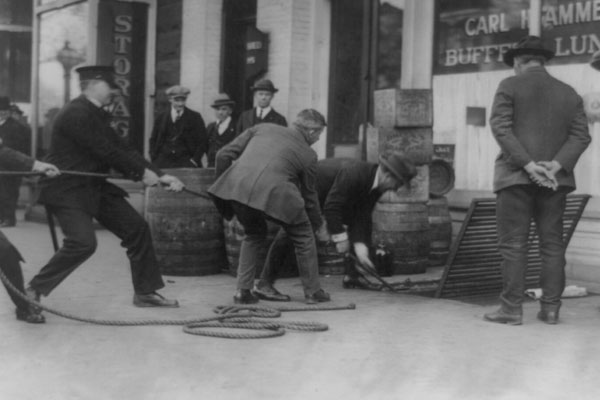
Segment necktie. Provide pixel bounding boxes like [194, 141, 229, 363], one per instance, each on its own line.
[258, 108, 263, 120]
[175, 111, 182, 122]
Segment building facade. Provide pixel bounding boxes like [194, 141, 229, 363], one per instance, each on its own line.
[27, 0, 600, 288]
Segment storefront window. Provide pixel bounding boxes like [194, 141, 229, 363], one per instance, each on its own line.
[36, 2, 88, 156]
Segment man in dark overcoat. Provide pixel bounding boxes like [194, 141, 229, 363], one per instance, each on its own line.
[206, 93, 237, 167]
[0, 140, 59, 323]
[484, 36, 591, 326]
[0, 97, 32, 227]
[149, 85, 208, 168]
[26, 66, 184, 320]
[235, 79, 287, 134]
[253, 154, 416, 301]
[209, 109, 329, 304]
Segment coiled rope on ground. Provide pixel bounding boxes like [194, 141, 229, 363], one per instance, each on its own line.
[0, 268, 355, 339]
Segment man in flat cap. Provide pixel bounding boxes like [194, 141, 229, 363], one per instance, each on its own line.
[235, 78, 287, 135]
[209, 109, 330, 304]
[484, 36, 590, 326]
[206, 93, 237, 167]
[254, 153, 416, 301]
[25, 65, 185, 320]
[0, 96, 31, 227]
[149, 85, 208, 168]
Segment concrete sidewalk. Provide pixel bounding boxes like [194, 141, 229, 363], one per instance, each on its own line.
[1, 215, 600, 400]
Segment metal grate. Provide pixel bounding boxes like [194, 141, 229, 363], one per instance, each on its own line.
[435, 194, 590, 299]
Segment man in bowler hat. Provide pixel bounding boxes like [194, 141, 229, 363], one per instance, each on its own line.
[26, 65, 185, 320]
[235, 78, 287, 134]
[484, 36, 590, 325]
[206, 93, 237, 167]
[0, 96, 32, 227]
[254, 153, 416, 301]
[149, 85, 208, 168]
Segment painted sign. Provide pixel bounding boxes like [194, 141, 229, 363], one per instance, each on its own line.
[97, 0, 148, 154]
[435, 0, 600, 74]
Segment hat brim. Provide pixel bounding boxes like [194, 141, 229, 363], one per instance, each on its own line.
[251, 87, 278, 93]
[211, 101, 236, 109]
[378, 155, 415, 184]
[591, 58, 600, 71]
[503, 48, 555, 67]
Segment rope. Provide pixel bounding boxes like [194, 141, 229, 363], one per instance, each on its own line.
[0, 267, 355, 338]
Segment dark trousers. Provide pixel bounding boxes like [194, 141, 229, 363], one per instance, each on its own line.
[231, 202, 321, 295]
[0, 231, 28, 310]
[29, 194, 165, 296]
[0, 176, 22, 224]
[497, 185, 568, 307]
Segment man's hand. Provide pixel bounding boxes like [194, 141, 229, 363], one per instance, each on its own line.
[32, 160, 60, 177]
[537, 160, 562, 190]
[142, 168, 160, 187]
[335, 239, 350, 254]
[353, 242, 375, 273]
[315, 220, 330, 242]
[524, 161, 557, 190]
[159, 174, 185, 192]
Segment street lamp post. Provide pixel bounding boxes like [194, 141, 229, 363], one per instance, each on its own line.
[56, 40, 84, 104]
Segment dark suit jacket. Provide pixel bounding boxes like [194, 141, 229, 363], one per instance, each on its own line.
[38, 95, 160, 213]
[317, 158, 379, 244]
[149, 106, 208, 167]
[209, 123, 321, 228]
[0, 143, 34, 172]
[235, 107, 287, 135]
[490, 66, 590, 192]
[206, 118, 237, 167]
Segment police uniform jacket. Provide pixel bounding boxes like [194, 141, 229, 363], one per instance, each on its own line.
[209, 123, 322, 229]
[317, 158, 379, 244]
[38, 95, 161, 213]
[490, 66, 591, 193]
[235, 107, 287, 135]
[149, 106, 208, 167]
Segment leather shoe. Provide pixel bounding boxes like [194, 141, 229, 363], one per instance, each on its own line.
[233, 289, 259, 304]
[16, 308, 45, 324]
[25, 286, 44, 317]
[537, 310, 559, 325]
[252, 283, 291, 302]
[305, 289, 331, 305]
[133, 292, 179, 308]
[483, 308, 522, 325]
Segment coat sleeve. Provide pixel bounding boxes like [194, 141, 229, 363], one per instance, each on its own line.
[214, 127, 255, 178]
[61, 109, 149, 181]
[0, 144, 34, 171]
[489, 79, 533, 168]
[553, 96, 591, 173]
[299, 155, 323, 230]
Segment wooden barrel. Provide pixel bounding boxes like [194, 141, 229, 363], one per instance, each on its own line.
[317, 241, 348, 275]
[371, 202, 430, 274]
[145, 168, 227, 276]
[429, 159, 455, 198]
[427, 196, 452, 266]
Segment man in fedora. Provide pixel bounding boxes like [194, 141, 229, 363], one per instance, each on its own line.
[235, 78, 287, 135]
[206, 93, 237, 167]
[209, 109, 330, 304]
[0, 96, 31, 227]
[149, 85, 208, 168]
[253, 152, 416, 301]
[25, 65, 185, 320]
[484, 36, 590, 325]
